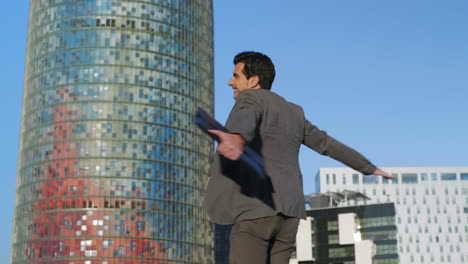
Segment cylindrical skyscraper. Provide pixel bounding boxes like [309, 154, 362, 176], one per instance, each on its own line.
[12, 0, 214, 263]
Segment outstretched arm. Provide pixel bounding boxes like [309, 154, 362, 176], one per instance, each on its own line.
[303, 119, 391, 178]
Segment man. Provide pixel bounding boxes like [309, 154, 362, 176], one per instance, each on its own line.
[206, 51, 392, 264]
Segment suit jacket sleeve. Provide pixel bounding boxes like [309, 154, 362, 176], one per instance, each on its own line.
[225, 90, 261, 142]
[303, 119, 376, 175]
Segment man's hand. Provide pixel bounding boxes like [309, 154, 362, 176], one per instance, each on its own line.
[208, 129, 245, 160]
[373, 168, 393, 179]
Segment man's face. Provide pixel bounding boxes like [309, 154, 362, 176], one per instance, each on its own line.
[228, 62, 254, 99]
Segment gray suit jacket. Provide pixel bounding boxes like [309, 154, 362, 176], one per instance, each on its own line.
[205, 89, 376, 224]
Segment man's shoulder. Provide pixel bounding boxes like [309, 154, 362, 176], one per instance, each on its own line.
[237, 89, 285, 103]
[237, 88, 268, 99]
[237, 89, 303, 112]
[235, 89, 270, 107]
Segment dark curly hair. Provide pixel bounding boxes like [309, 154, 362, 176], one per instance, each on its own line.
[233, 51, 276, 90]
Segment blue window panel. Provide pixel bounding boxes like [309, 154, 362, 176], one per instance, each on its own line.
[363, 175, 379, 184]
[461, 173, 468, 181]
[441, 173, 457, 181]
[402, 173, 418, 184]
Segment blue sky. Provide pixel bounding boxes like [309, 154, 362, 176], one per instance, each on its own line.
[1, 0, 467, 261]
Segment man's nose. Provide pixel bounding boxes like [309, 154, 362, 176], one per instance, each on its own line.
[228, 77, 234, 86]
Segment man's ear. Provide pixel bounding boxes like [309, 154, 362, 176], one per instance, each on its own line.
[248, 75, 260, 89]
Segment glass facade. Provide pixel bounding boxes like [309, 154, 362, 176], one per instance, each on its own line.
[12, 0, 214, 263]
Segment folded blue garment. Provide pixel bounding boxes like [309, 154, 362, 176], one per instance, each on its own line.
[195, 107, 266, 178]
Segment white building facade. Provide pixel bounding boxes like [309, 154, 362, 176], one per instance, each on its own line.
[317, 166, 468, 264]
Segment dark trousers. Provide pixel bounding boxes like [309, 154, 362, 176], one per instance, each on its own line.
[229, 215, 300, 264]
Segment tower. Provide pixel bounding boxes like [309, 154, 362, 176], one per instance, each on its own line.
[11, 1, 214, 263]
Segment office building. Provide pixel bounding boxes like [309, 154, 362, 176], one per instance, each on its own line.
[11, 0, 214, 263]
[290, 194, 398, 264]
[317, 167, 468, 264]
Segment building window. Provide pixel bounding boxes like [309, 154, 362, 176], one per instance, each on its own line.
[431, 173, 438, 181]
[363, 175, 378, 184]
[461, 173, 468, 181]
[402, 173, 418, 184]
[382, 174, 390, 184]
[352, 174, 359, 184]
[391, 173, 399, 184]
[421, 173, 428, 181]
[440, 173, 456, 181]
